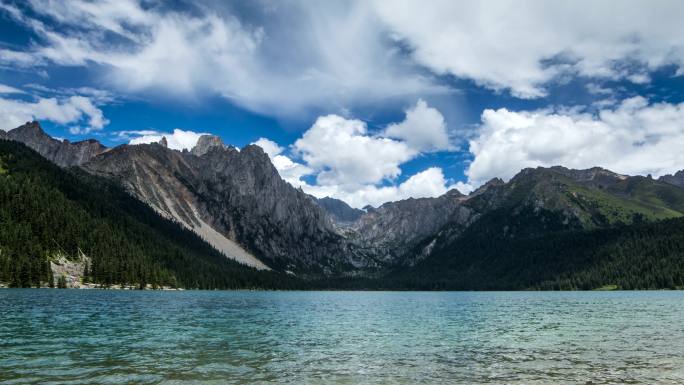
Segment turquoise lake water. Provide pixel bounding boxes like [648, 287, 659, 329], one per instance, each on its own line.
[0, 290, 683, 384]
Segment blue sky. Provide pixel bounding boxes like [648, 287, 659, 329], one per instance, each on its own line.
[2, 0, 684, 207]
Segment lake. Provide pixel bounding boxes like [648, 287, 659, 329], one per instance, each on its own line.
[0, 290, 683, 384]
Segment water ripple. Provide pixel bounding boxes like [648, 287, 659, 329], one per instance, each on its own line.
[1, 290, 683, 384]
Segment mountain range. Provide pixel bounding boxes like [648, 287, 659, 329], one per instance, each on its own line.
[1, 121, 683, 290]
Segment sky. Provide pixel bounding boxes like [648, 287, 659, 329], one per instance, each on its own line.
[2, 0, 684, 208]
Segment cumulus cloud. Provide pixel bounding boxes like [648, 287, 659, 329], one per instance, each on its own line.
[270, 155, 313, 188]
[265, 95, 684, 207]
[294, 114, 416, 188]
[0, 93, 108, 132]
[303, 167, 458, 208]
[384, 99, 451, 152]
[252, 101, 459, 208]
[128, 128, 209, 151]
[465, 97, 684, 186]
[372, 0, 684, 98]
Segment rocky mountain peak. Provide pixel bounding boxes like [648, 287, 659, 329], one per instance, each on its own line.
[445, 188, 464, 198]
[6, 121, 107, 167]
[191, 135, 224, 156]
[240, 144, 271, 162]
[470, 177, 505, 197]
[659, 170, 684, 188]
[159, 136, 168, 148]
[550, 166, 627, 182]
[362, 205, 376, 213]
[11, 121, 45, 136]
[7, 121, 54, 145]
[315, 196, 365, 224]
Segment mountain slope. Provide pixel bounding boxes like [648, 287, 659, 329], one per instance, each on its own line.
[82, 136, 376, 275]
[388, 214, 684, 290]
[463, 166, 684, 231]
[344, 190, 476, 265]
[0, 139, 293, 289]
[379, 166, 684, 289]
[4, 122, 684, 290]
[327, 165, 684, 268]
[6, 122, 377, 276]
[80, 140, 268, 270]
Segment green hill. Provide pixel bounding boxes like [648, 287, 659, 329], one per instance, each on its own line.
[384, 167, 684, 290]
[471, 167, 684, 229]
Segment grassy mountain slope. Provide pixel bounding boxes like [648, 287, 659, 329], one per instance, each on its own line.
[0, 140, 296, 289]
[466, 167, 684, 231]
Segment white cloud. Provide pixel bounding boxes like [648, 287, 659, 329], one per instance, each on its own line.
[0, 94, 108, 132]
[294, 114, 416, 188]
[66, 96, 107, 132]
[271, 154, 313, 188]
[585, 83, 613, 96]
[254, 102, 459, 207]
[128, 128, 209, 151]
[252, 137, 313, 186]
[302, 167, 458, 208]
[384, 99, 451, 152]
[252, 137, 283, 158]
[0, 83, 24, 94]
[4, 0, 684, 111]
[372, 0, 684, 98]
[3, 0, 442, 116]
[465, 97, 684, 187]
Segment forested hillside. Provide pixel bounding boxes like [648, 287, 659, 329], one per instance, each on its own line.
[387, 207, 684, 290]
[0, 140, 296, 289]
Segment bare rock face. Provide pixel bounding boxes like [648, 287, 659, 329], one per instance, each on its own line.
[314, 196, 364, 225]
[187, 144, 374, 273]
[82, 140, 375, 275]
[659, 170, 684, 188]
[345, 189, 476, 264]
[50, 251, 89, 288]
[191, 135, 224, 156]
[4, 122, 375, 275]
[6, 121, 107, 167]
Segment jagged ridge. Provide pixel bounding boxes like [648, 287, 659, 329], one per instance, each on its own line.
[5, 121, 684, 285]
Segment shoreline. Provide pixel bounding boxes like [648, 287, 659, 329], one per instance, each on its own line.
[0, 282, 184, 291]
[1, 284, 682, 292]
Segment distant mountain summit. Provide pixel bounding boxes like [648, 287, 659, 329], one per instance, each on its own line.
[3, 121, 684, 290]
[5, 122, 107, 167]
[314, 196, 364, 224]
[660, 170, 684, 188]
